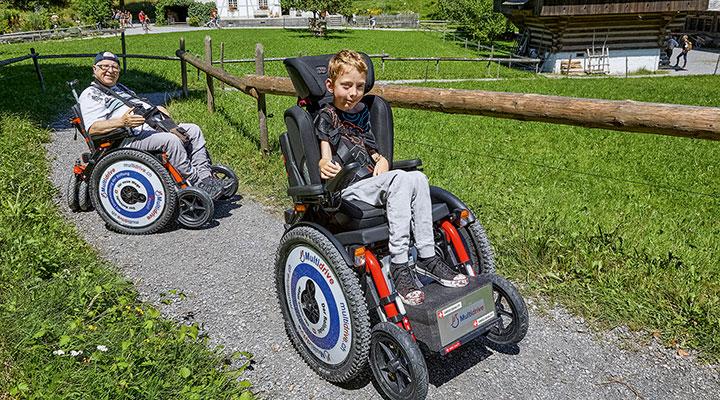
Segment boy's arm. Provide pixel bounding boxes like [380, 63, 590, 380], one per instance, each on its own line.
[319, 140, 341, 179]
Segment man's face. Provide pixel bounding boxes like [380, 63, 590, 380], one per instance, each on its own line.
[326, 66, 366, 112]
[93, 60, 120, 86]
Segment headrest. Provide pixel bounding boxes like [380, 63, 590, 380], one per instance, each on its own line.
[283, 53, 375, 101]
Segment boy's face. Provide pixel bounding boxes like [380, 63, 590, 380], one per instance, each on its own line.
[326, 66, 366, 112]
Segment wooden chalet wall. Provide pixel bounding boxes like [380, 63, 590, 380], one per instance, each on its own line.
[497, 1, 709, 54]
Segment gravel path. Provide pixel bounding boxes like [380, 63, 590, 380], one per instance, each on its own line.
[47, 96, 719, 399]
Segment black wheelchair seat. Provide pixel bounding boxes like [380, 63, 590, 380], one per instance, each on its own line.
[336, 199, 451, 231]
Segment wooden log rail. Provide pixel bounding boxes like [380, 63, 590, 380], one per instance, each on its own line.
[177, 49, 720, 141]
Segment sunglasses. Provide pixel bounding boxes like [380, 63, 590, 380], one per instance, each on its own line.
[96, 64, 120, 72]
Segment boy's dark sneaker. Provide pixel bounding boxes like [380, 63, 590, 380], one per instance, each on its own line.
[416, 255, 468, 288]
[197, 176, 224, 200]
[391, 262, 425, 306]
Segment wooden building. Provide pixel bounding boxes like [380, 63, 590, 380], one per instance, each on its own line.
[495, 1, 709, 74]
[684, 0, 720, 46]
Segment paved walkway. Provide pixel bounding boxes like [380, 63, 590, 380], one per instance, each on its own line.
[662, 48, 720, 76]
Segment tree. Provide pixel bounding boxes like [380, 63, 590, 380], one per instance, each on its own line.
[281, 0, 353, 19]
[437, 0, 509, 42]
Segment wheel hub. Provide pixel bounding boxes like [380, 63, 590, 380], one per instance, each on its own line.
[300, 280, 320, 324]
[120, 186, 146, 204]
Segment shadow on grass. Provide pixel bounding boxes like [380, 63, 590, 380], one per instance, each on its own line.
[285, 28, 355, 41]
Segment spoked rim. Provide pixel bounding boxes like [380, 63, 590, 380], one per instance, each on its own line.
[488, 282, 519, 340]
[178, 188, 214, 228]
[96, 159, 166, 228]
[372, 333, 415, 396]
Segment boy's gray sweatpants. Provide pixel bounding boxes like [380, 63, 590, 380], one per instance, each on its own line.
[341, 170, 435, 264]
[122, 123, 212, 184]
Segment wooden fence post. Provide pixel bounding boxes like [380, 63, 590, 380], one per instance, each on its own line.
[714, 53, 720, 75]
[220, 42, 225, 90]
[205, 36, 215, 113]
[179, 37, 188, 97]
[121, 31, 127, 73]
[625, 56, 628, 78]
[256, 43, 269, 154]
[29, 48, 45, 92]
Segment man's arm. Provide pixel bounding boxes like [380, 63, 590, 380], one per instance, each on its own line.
[88, 108, 144, 136]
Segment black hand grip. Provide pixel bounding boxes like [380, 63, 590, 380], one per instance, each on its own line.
[325, 162, 362, 193]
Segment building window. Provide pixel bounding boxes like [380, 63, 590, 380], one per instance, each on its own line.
[259, 0, 268, 10]
[229, 0, 237, 11]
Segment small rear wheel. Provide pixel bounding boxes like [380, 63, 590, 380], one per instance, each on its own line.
[481, 273, 529, 346]
[369, 322, 428, 400]
[210, 164, 238, 200]
[177, 187, 214, 228]
[66, 172, 80, 212]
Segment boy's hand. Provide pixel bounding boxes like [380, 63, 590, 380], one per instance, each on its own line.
[373, 156, 389, 176]
[319, 158, 341, 179]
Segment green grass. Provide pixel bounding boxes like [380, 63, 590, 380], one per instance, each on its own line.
[0, 115, 253, 398]
[168, 74, 720, 361]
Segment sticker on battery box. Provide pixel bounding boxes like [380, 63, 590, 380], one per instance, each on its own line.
[437, 301, 463, 319]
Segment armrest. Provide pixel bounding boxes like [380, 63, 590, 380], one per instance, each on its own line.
[392, 159, 423, 171]
[325, 162, 362, 193]
[287, 184, 325, 198]
[91, 128, 130, 144]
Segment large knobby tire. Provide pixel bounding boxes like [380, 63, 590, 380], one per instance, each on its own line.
[89, 149, 177, 235]
[460, 219, 496, 274]
[481, 273, 529, 346]
[369, 322, 429, 400]
[275, 225, 371, 384]
[66, 172, 80, 212]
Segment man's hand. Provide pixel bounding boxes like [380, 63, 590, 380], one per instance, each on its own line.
[373, 155, 389, 176]
[121, 108, 145, 128]
[319, 158, 341, 179]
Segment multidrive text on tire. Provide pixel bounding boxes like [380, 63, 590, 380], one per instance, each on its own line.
[460, 219, 496, 274]
[210, 164, 238, 200]
[89, 149, 177, 235]
[177, 187, 214, 229]
[275, 225, 371, 384]
[480, 273, 529, 345]
[369, 322, 429, 400]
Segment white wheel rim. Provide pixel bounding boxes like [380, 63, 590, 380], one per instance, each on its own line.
[97, 160, 167, 228]
[285, 245, 353, 365]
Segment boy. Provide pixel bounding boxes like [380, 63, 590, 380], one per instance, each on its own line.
[315, 50, 468, 306]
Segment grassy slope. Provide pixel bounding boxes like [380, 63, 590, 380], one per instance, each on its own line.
[354, 0, 438, 18]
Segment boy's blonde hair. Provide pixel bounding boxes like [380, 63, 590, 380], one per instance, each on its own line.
[328, 50, 367, 83]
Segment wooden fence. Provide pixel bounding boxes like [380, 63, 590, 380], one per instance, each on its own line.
[177, 36, 720, 152]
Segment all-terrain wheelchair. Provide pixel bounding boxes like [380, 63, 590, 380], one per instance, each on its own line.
[275, 54, 529, 400]
[65, 80, 238, 234]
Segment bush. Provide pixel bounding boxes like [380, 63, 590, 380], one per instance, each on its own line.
[124, 1, 156, 21]
[437, 0, 511, 42]
[72, 0, 112, 25]
[20, 11, 49, 31]
[188, 1, 214, 24]
[187, 16, 200, 27]
[0, 6, 22, 34]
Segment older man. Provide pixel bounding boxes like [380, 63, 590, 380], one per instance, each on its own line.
[79, 51, 225, 199]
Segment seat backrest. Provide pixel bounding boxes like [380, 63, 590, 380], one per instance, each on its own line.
[281, 53, 395, 193]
